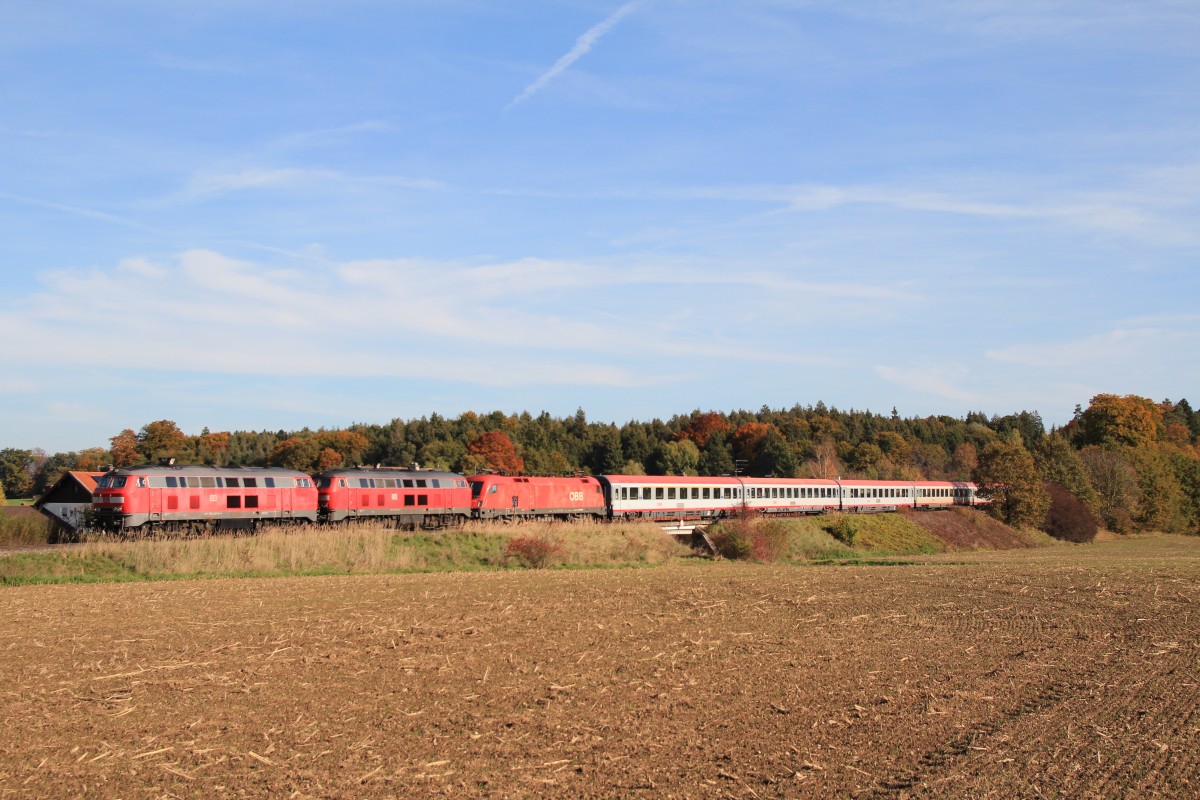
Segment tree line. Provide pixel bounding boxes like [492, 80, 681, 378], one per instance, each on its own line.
[3, 394, 1198, 537]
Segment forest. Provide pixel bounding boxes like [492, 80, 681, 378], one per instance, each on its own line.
[3, 393, 1198, 537]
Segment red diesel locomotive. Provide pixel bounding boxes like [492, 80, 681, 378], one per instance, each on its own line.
[91, 464, 318, 532]
[314, 467, 471, 526]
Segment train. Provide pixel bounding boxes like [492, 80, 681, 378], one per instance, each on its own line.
[90, 463, 985, 533]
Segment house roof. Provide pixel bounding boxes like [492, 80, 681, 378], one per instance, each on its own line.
[33, 471, 104, 509]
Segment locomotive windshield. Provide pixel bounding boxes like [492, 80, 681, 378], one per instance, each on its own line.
[316, 477, 332, 489]
[97, 475, 127, 488]
[470, 480, 483, 498]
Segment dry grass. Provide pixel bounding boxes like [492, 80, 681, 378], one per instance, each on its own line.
[48, 520, 690, 582]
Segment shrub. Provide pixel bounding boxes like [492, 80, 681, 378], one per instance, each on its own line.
[504, 534, 564, 569]
[708, 514, 789, 562]
[824, 515, 858, 546]
[1042, 482, 1099, 543]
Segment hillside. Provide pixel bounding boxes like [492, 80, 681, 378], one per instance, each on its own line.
[900, 506, 1044, 550]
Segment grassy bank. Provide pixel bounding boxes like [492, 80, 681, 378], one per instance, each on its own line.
[705, 512, 948, 564]
[0, 521, 689, 587]
[0, 507, 53, 546]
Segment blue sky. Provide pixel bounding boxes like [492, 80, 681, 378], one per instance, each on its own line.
[2, 1, 1198, 453]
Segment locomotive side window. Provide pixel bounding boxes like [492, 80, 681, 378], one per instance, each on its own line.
[488, 484, 498, 494]
[405, 495, 415, 506]
[186, 477, 201, 488]
[418, 495, 428, 505]
[149, 477, 168, 488]
[265, 478, 276, 488]
[200, 477, 216, 488]
[166, 477, 178, 488]
[404, 479, 415, 488]
[416, 480, 427, 488]
[244, 478, 257, 488]
[246, 496, 259, 508]
[227, 496, 241, 508]
[227, 477, 240, 488]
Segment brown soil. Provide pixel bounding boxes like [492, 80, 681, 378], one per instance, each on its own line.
[1, 537, 1198, 798]
[901, 506, 1035, 550]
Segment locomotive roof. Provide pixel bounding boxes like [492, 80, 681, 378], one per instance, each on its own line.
[113, 464, 309, 477]
[313, 467, 465, 480]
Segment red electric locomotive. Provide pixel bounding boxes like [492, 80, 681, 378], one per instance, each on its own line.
[91, 464, 319, 533]
[314, 467, 471, 527]
[468, 474, 606, 520]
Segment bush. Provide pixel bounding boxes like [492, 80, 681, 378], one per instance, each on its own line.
[1042, 482, 1099, 543]
[0, 509, 53, 546]
[504, 534, 564, 569]
[824, 515, 858, 546]
[708, 515, 789, 562]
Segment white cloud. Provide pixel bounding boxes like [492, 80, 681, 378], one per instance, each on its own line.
[874, 364, 980, 403]
[506, 0, 647, 111]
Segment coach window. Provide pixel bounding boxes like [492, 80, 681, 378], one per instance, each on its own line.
[655, 487, 664, 500]
[619, 487, 627, 500]
[667, 488, 676, 500]
[691, 487, 699, 500]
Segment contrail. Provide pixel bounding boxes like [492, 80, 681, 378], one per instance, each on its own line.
[506, 0, 645, 111]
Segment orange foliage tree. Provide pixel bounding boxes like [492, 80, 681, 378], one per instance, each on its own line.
[466, 430, 524, 474]
[678, 412, 730, 448]
[1077, 394, 1162, 448]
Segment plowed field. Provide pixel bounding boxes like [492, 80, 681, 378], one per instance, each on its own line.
[2, 537, 1198, 798]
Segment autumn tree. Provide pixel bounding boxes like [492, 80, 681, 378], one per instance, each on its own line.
[197, 430, 231, 464]
[1035, 434, 1101, 514]
[1079, 446, 1141, 533]
[109, 430, 140, 468]
[678, 412, 730, 448]
[466, 430, 524, 474]
[1042, 483, 1099, 543]
[1075, 394, 1162, 448]
[138, 420, 188, 462]
[75, 447, 109, 472]
[806, 438, 841, 479]
[272, 438, 322, 471]
[1129, 447, 1189, 533]
[949, 442, 978, 480]
[972, 436, 1050, 528]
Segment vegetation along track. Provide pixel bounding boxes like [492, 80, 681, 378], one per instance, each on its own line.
[0, 537, 1196, 798]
